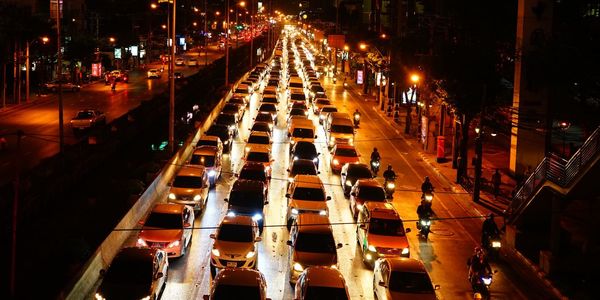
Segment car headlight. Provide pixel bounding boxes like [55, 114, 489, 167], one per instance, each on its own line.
[402, 248, 410, 255]
[345, 180, 352, 187]
[332, 159, 339, 165]
[94, 293, 106, 300]
[268, 123, 273, 129]
[330, 264, 337, 269]
[291, 208, 299, 215]
[136, 238, 148, 247]
[193, 194, 202, 201]
[293, 156, 299, 161]
[368, 245, 377, 252]
[167, 240, 180, 248]
[265, 165, 271, 172]
[140, 296, 151, 300]
[290, 140, 295, 145]
[304, 111, 309, 116]
[319, 114, 325, 120]
[168, 193, 176, 200]
[356, 204, 363, 211]
[312, 157, 318, 163]
[211, 248, 221, 257]
[226, 211, 236, 217]
[245, 146, 250, 152]
[420, 220, 431, 226]
[293, 262, 304, 272]
[224, 140, 229, 145]
[349, 138, 354, 144]
[208, 170, 217, 177]
[252, 213, 263, 221]
[319, 210, 327, 216]
[288, 177, 294, 182]
[229, 125, 236, 130]
[387, 182, 396, 189]
[246, 251, 256, 258]
[492, 241, 502, 248]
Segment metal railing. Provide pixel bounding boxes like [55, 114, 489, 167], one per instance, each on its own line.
[509, 126, 600, 221]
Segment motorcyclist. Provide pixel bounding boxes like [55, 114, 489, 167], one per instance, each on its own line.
[421, 176, 434, 194]
[467, 247, 492, 283]
[416, 200, 432, 221]
[481, 213, 500, 248]
[383, 165, 396, 181]
[353, 109, 361, 127]
[370, 147, 381, 162]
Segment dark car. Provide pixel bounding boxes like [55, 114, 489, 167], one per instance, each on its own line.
[206, 124, 233, 152]
[340, 163, 374, 196]
[257, 103, 278, 124]
[287, 158, 319, 188]
[225, 179, 268, 233]
[215, 113, 239, 137]
[290, 92, 306, 102]
[222, 103, 245, 121]
[253, 113, 274, 130]
[250, 121, 272, 135]
[289, 108, 308, 118]
[95, 247, 168, 300]
[291, 141, 320, 168]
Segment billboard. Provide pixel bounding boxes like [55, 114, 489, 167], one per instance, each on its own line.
[114, 48, 122, 59]
[357, 70, 364, 85]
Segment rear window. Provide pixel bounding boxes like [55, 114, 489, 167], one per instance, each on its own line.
[290, 82, 303, 88]
[259, 104, 277, 112]
[331, 125, 354, 134]
[293, 187, 325, 200]
[239, 168, 267, 181]
[291, 93, 306, 100]
[190, 154, 215, 167]
[358, 186, 386, 201]
[213, 285, 261, 300]
[291, 162, 318, 176]
[292, 128, 314, 138]
[335, 148, 357, 157]
[248, 135, 270, 145]
[247, 152, 269, 163]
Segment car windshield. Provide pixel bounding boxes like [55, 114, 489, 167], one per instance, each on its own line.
[293, 187, 325, 200]
[292, 128, 314, 139]
[229, 190, 264, 210]
[247, 152, 269, 163]
[259, 104, 276, 112]
[216, 114, 236, 124]
[223, 105, 239, 113]
[369, 218, 405, 236]
[262, 96, 277, 102]
[291, 93, 306, 100]
[173, 175, 204, 188]
[190, 154, 215, 167]
[229, 99, 244, 105]
[290, 82, 303, 88]
[213, 284, 261, 300]
[304, 286, 348, 300]
[295, 232, 336, 253]
[197, 139, 217, 147]
[290, 109, 307, 116]
[75, 111, 94, 119]
[295, 143, 317, 156]
[104, 257, 151, 284]
[331, 125, 354, 134]
[389, 271, 435, 294]
[218, 224, 254, 242]
[312, 86, 325, 92]
[248, 135, 270, 145]
[291, 162, 317, 176]
[207, 126, 229, 138]
[317, 99, 331, 106]
[256, 113, 273, 123]
[292, 103, 307, 109]
[349, 166, 372, 178]
[239, 167, 267, 181]
[144, 212, 182, 229]
[358, 186, 386, 201]
[335, 148, 358, 157]
[252, 124, 271, 132]
[321, 107, 338, 113]
[234, 88, 248, 94]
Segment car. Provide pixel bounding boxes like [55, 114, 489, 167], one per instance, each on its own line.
[175, 57, 185, 66]
[253, 113, 275, 131]
[261, 94, 278, 104]
[225, 179, 268, 233]
[257, 103, 278, 124]
[289, 92, 306, 103]
[349, 179, 388, 219]
[288, 118, 316, 145]
[238, 161, 271, 194]
[358, 202, 411, 266]
[136, 203, 194, 257]
[325, 114, 355, 148]
[290, 140, 320, 168]
[96, 247, 168, 300]
[319, 105, 339, 124]
[294, 267, 350, 300]
[174, 72, 184, 80]
[104, 70, 129, 84]
[203, 268, 270, 299]
[189, 146, 223, 186]
[215, 113, 239, 137]
[250, 121, 273, 135]
[43, 80, 81, 92]
[289, 108, 309, 118]
[196, 135, 224, 154]
[69, 109, 106, 130]
[285, 175, 331, 228]
[330, 144, 360, 173]
[373, 257, 439, 300]
[229, 95, 249, 109]
[222, 103, 245, 122]
[340, 163, 373, 196]
[309, 85, 326, 101]
[287, 159, 319, 187]
[147, 68, 161, 79]
[209, 215, 262, 276]
[206, 124, 233, 152]
[243, 145, 273, 177]
[167, 165, 210, 212]
[246, 131, 272, 152]
[188, 58, 198, 66]
[287, 214, 342, 284]
[313, 98, 332, 114]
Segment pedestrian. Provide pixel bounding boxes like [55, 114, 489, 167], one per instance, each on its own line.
[492, 169, 501, 199]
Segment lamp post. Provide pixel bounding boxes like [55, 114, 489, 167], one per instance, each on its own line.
[168, 0, 176, 153]
[405, 73, 420, 134]
[473, 127, 483, 202]
[225, 0, 230, 86]
[558, 121, 571, 157]
[359, 43, 368, 94]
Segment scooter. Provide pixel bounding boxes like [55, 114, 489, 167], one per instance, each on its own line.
[483, 232, 502, 260]
[384, 178, 395, 199]
[417, 216, 431, 240]
[353, 113, 361, 128]
[370, 159, 380, 175]
[421, 191, 434, 207]
[471, 271, 493, 299]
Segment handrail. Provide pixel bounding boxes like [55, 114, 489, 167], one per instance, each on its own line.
[509, 126, 600, 221]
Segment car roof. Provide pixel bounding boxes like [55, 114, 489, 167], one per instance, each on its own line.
[304, 267, 346, 288]
[364, 202, 401, 220]
[328, 112, 351, 120]
[176, 165, 206, 177]
[356, 179, 382, 188]
[193, 145, 218, 155]
[246, 144, 270, 153]
[296, 214, 331, 233]
[250, 131, 270, 138]
[152, 203, 185, 214]
[199, 135, 221, 142]
[334, 144, 356, 151]
[232, 178, 265, 191]
[114, 247, 156, 264]
[222, 214, 255, 226]
[385, 257, 428, 274]
[293, 174, 323, 188]
[214, 268, 265, 286]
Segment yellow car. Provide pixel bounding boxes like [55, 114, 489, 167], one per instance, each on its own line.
[210, 215, 261, 277]
[168, 165, 210, 212]
[294, 266, 350, 300]
[285, 175, 331, 229]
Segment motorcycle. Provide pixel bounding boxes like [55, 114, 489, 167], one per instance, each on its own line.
[370, 160, 380, 175]
[416, 216, 431, 240]
[343, 82, 348, 88]
[353, 113, 361, 127]
[384, 178, 395, 199]
[470, 271, 493, 299]
[421, 191, 434, 207]
[483, 232, 502, 259]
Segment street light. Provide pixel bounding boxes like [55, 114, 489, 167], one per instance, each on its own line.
[109, 37, 116, 43]
[558, 121, 571, 157]
[405, 72, 421, 134]
[151, 3, 158, 9]
[41, 36, 49, 44]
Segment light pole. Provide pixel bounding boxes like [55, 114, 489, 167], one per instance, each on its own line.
[359, 43, 368, 94]
[473, 127, 483, 202]
[558, 121, 571, 157]
[168, 0, 176, 153]
[249, 0, 254, 67]
[204, 0, 208, 66]
[225, 0, 230, 86]
[406, 73, 420, 134]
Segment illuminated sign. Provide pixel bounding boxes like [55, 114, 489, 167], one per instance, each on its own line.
[357, 70, 363, 84]
[91, 63, 102, 77]
[114, 48, 121, 59]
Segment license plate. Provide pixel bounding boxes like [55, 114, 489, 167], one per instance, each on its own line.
[226, 262, 237, 267]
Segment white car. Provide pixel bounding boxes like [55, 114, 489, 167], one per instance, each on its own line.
[147, 69, 161, 79]
[188, 58, 198, 66]
[175, 57, 185, 66]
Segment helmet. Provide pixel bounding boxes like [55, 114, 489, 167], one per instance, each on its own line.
[373, 147, 378, 152]
[487, 213, 495, 219]
[424, 176, 430, 182]
[474, 246, 483, 255]
[387, 164, 392, 170]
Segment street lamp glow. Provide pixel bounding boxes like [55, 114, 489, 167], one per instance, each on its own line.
[343, 45, 349, 51]
[410, 74, 420, 84]
[380, 33, 387, 39]
[193, 22, 198, 26]
[162, 24, 167, 29]
[109, 37, 116, 43]
[239, 1, 246, 7]
[150, 3, 158, 9]
[359, 43, 367, 51]
[41, 36, 49, 44]
[216, 11, 221, 16]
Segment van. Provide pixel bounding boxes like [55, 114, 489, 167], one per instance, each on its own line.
[288, 118, 317, 146]
[325, 112, 355, 148]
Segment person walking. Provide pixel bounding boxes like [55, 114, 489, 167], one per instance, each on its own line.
[492, 169, 501, 199]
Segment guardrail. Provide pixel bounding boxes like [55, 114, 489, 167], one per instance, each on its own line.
[61, 88, 234, 300]
[509, 125, 600, 221]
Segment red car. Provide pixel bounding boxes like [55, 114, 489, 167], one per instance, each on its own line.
[104, 70, 129, 84]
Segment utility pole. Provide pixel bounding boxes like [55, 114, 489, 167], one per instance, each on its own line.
[249, 0, 254, 67]
[204, 0, 208, 67]
[10, 130, 23, 298]
[57, 1, 65, 155]
[25, 41, 30, 102]
[472, 85, 487, 202]
[168, 0, 176, 153]
[225, 0, 230, 86]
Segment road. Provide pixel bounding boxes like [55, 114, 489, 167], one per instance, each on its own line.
[0, 46, 223, 185]
[99, 42, 547, 299]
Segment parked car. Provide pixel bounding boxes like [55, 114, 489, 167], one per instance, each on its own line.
[147, 69, 161, 79]
[69, 109, 106, 130]
[209, 215, 261, 276]
[43, 80, 81, 92]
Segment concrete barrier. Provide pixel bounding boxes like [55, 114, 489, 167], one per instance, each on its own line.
[62, 83, 238, 300]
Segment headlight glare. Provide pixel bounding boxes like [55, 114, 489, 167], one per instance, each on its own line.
[293, 262, 304, 272]
[136, 238, 148, 247]
[368, 245, 377, 252]
[402, 248, 410, 255]
[346, 180, 352, 187]
[211, 248, 220, 256]
[193, 194, 202, 201]
[167, 240, 180, 248]
[252, 213, 263, 221]
[168, 193, 176, 200]
[246, 251, 256, 258]
[291, 208, 299, 215]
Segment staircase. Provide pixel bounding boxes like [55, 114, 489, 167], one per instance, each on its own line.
[508, 125, 600, 223]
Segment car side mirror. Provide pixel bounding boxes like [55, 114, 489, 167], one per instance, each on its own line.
[285, 193, 290, 198]
[317, 171, 321, 174]
[378, 280, 386, 288]
[223, 198, 228, 202]
[336, 243, 343, 249]
[99, 269, 106, 277]
[264, 200, 269, 205]
[314, 135, 318, 139]
[350, 192, 356, 196]
[255, 237, 262, 242]
[326, 196, 331, 201]
[405, 228, 411, 233]
[209, 233, 216, 239]
[434, 284, 441, 290]
[341, 173, 346, 176]
[184, 222, 191, 228]
[287, 133, 291, 137]
[286, 240, 292, 246]
[155, 272, 164, 279]
[286, 169, 290, 172]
